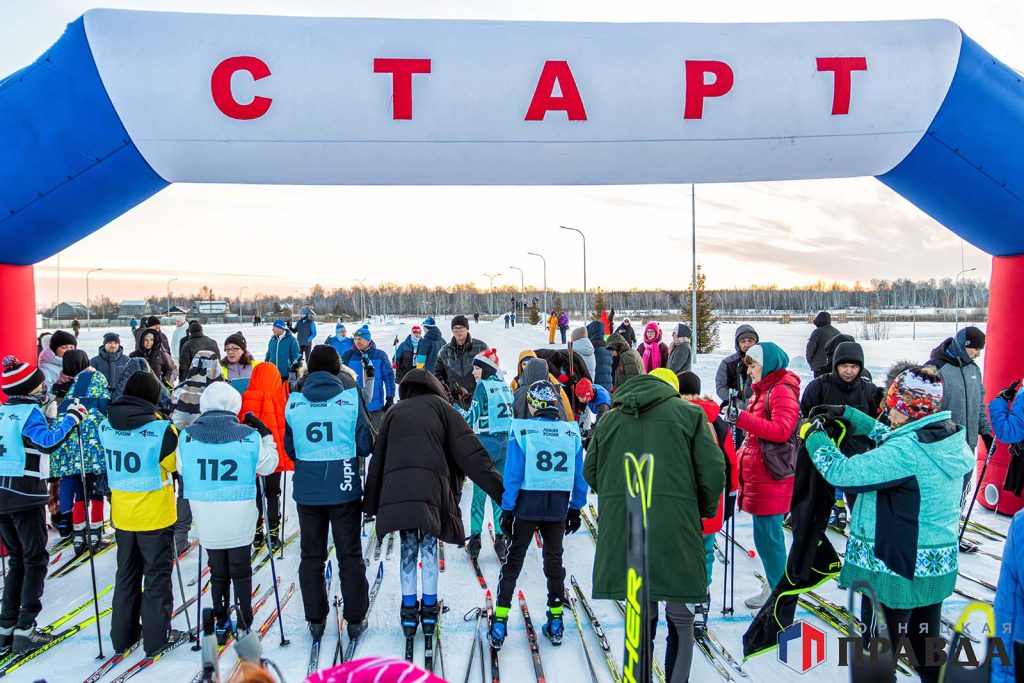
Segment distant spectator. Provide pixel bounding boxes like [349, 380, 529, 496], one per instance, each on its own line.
[637, 322, 669, 373]
[288, 308, 317, 364]
[91, 332, 131, 388]
[805, 311, 840, 372]
[613, 318, 637, 347]
[129, 317, 138, 336]
[71, 318, 81, 338]
[178, 322, 221, 382]
[393, 325, 424, 383]
[265, 320, 301, 382]
[341, 325, 396, 430]
[131, 328, 176, 386]
[170, 317, 188, 357]
[39, 330, 77, 391]
[326, 323, 354, 357]
[667, 324, 693, 374]
[222, 331, 258, 393]
[136, 315, 170, 355]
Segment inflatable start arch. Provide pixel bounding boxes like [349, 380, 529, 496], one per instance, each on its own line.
[2, 10, 1023, 511]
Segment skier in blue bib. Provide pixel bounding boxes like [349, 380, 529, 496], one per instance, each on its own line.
[0, 355, 86, 654]
[177, 382, 279, 644]
[459, 348, 514, 562]
[488, 380, 587, 650]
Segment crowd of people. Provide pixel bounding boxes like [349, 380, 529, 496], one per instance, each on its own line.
[0, 308, 1021, 683]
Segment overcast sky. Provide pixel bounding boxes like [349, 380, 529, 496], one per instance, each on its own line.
[3, 0, 1019, 304]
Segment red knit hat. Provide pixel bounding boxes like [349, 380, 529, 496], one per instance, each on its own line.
[472, 348, 500, 371]
[2, 355, 45, 396]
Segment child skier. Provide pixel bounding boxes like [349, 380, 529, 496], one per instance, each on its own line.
[177, 382, 278, 643]
[0, 355, 86, 653]
[489, 380, 587, 649]
[459, 349, 514, 561]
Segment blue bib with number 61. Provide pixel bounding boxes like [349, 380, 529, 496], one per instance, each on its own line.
[285, 389, 358, 462]
[98, 419, 169, 492]
[178, 429, 259, 501]
[511, 418, 581, 492]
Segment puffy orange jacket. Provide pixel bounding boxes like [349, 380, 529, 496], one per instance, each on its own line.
[690, 398, 739, 534]
[239, 363, 292, 472]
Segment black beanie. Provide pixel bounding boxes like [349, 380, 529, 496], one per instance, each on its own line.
[224, 332, 247, 351]
[187, 321, 203, 335]
[308, 345, 341, 376]
[963, 326, 986, 350]
[123, 371, 162, 405]
[677, 371, 702, 396]
[451, 315, 470, 329]
[49, 330, 77, 352]
[144, 316, 161, 328]
[61, 349, 91, 378]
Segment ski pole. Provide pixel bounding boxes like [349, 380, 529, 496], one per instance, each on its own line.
[171, 535, 193, 635]
[76, 421, 105, 659]
[261, 479, 290, 646]
[192, 544, 203, 650]
[958, 438, 998, 545]
[461, 607, 482, 683]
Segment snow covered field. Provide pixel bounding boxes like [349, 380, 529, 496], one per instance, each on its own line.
[20, 316, 1006, 683]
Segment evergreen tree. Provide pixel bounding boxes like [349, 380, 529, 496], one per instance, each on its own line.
[591, 289, 607, 321]
[554, 297, 563, 314]
[529, 300, 540, 325]
[683, 265, 720, 353]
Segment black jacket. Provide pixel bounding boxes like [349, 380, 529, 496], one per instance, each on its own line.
[805, 312, 841, 373]
[107, 395, 179, 456]
[178, 334, 221, 381]
[434, 334, 488, 409]
[613, 322, 637, 346]
[91, 345, 131, 389]
[364, 370, 504, 544]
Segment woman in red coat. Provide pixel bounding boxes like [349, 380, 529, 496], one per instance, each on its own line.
[732, 342, 800, 609]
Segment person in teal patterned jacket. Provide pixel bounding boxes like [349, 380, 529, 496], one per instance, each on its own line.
[800, 365, 973, 683]
[53, 351, 110, 553]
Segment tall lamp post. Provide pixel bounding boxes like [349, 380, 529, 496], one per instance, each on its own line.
[354, 279, 367, 321]
[558, 226, 587, 318]
[527, 252, 547, 315]
[85, 268, 103, 330]
[954, 267, 977, 332]
[509, 266, 525, 320]
[483, 272, 501, 317]
[238, 285, 248, 319]
[166, 278, 178, 317]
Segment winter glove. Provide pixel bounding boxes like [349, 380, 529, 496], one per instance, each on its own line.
[66, 402, 88, 425]
[721, 405, 740, 423]
[565, 509, 581, 535]
[723, 491, 737, 522]
[361, 355, 374, 378]
[798, 415, 829, 441]
[242, 412, 272, 438]
[982, 432, 995, 453]
[998, 380, 1021, 403]
[808, 404, 847, 421]
[499, 510, 515, 537]
[383, 396, 394, 412]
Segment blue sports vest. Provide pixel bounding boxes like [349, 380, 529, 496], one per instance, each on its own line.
[483, 380, 514, 435]
[511, 418, 581, 492]
[0, 403, 36, 477]
[285, 389, 358, 462]
[178, 430, 259, 502]
[99, 419, 169, 492]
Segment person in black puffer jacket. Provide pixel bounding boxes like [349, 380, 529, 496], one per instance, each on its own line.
[91, 333, 132, 389]
[178, 322, 221, 382]
[805, 311, 841, 374]
[364, 369, 503, 635]
[586, 320, 613, 393]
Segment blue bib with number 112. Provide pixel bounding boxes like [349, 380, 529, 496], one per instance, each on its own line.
[178, 430, 259, 501]
[511, 418, 581, 492]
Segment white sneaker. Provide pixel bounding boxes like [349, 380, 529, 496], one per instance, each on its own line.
[744, 582, 772, 610]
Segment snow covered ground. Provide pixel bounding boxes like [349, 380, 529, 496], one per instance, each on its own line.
[20, 316, 1006, 683]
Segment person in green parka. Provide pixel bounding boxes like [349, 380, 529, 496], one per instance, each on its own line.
[801, 365, 973, 683]
[584, 373, 725, 683]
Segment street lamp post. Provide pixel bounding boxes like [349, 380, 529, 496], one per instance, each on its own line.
[86, 268, 103, 330]
[954, 267, 977, 332]
[559, 226, 587, 319]
[483, 273, 501, 317]
[354, 279, 367, 321]
[166, 278, 178, 317]
[509, 266, 525, 321]
[238, 285, 248, 319]
[527, 252, 547, 315]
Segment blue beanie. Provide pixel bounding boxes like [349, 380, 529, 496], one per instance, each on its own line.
[354, 324, 372, 341]
[423, 317, 436, 328]
[336, 322, 346, 333]
[273, 319, 287, 330]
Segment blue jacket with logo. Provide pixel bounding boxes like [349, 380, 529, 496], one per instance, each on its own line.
[502, 416, 587, 522]
[325, 335, 354, 357]
[265, 330, 301, 378]
[284, 371, 373, 506]
[341, 343, 396, 412]
[994, 509, 1024, 682]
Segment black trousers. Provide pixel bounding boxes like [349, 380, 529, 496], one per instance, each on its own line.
[255, 472, 282, 530]
[0, 507, 48, 630]
[496, 518, 566, 609]
[297, 501, 368, 624]
[111, 526, 174, 655]
[300, 345, 312, 364]
[866, 600, 943, 683]
[207, 545, 254, 628]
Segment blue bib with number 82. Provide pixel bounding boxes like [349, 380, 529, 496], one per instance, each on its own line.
[511, 418, 581, 492]
[178, 430, 259, 502]
[285, 389, 358, 462]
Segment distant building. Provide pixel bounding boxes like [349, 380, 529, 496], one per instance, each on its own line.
[52, 301, 89, 320]
[191, 300, 230, 323]
[118, 300, 150, 320]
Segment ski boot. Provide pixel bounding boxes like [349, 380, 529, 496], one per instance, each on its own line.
[401, 602, 420, 638]
[466, 533, 482, 560]
[88, 525, 105, 552]
[541, 609, 564, 645]
[145, 629, 185, 657]
[215, 617, 234, 647]
[829, 502, 848, 533]
[493, 534, 509, 563]
[347, 620, 367, 641]
[13, 623, 54, 654]
[253, 525, 266, 549]
[0, 624, 13, 652]
[487, 614, 507, 650]
[308, 620, 326, 641]
[71, 526, 88, 556]
[693, 600, 710, 640]
[268, 524, 283, 552]
[420, 602, 440, 638]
